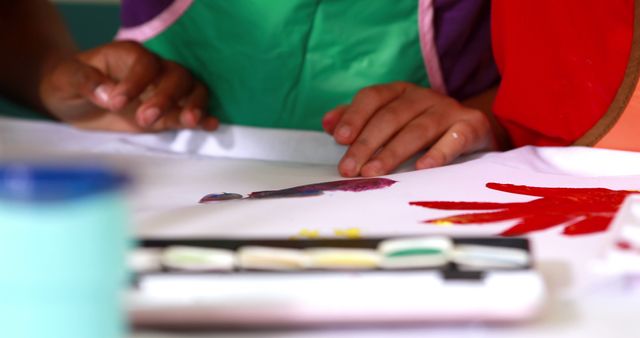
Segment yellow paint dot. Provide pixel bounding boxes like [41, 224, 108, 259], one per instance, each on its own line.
[432, 220, 453, 227]
[334, 228, 362, 239]
[297, 228, 321, 239]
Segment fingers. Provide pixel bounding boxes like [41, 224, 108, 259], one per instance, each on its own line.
[333, 81, 495, 177]
[179, 84, 206, 127]
[142, 111, 217, 133]
[359, 113, 444, 176]
[136, 81, 218, 132]
[179, 82, 219, 131]
[322, 105, 348, 134]
[143, 107, 183, 131]
[78, 41, 161, 111]
[44, 41, 216, 133]
[200, 116, 220, 131]
[45, 58, 115, 109]
[81, 41, 214, 131]
[416, 113, 493, 170]
[107, 44, 161, 110]
[135, 60, 195, 128]
[415, 123, 474, 170]
[113, 44, 163, 100]
[338, 88, 435, 177]
[332, 82, 409, 144]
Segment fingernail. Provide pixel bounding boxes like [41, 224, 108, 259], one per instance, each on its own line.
[110, 95, 128, 110]
[180, 114, 191, 128]
[322, 115, 334, 131]
[417, 157, 437, 170]
[203, 117, 219, 131]
[323, 109, 337, 122]
[190, 109, 203, 126]
[181, 109, 201, 127]
[362, 160, 384, 176]
[336, 125, 352, 139]
[94, 84, 113, 104]
[341, 157, 357, 176]
[142, 108, 161, 127]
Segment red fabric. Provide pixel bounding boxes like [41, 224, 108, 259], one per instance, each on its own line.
[491, 0, 633, 147]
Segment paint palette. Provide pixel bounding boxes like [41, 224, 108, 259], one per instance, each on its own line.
[129, 237, 546, 328]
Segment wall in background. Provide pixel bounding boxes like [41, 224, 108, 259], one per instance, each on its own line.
[53, 0, 119, 4]
[58, 1, 120, 50]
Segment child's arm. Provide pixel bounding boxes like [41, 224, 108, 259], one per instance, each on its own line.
[0, 0, 216, 132]
[322, 82, 507, 177]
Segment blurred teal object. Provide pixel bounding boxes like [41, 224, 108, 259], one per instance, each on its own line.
[0, 164, 130, 338]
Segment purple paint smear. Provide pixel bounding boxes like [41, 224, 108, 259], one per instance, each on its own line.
[249, 178, 397, 199]
[198, 178, 397, 203]
[199, 192, 243, 203]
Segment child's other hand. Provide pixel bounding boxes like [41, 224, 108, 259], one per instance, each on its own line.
[323, 82, 496, 177]
[40, 41, 218, 132]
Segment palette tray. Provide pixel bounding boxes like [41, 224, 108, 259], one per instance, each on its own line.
[128, 237, 545, 328]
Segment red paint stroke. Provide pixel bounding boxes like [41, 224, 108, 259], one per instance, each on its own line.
[617, 241, 633, 251]
[410, 183, 637, 236]
[248, 178, 396, 199]
[616, 240, 640, 255]
[615, 240, 640, 254]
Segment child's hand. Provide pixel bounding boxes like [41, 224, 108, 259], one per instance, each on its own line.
[323, 82, 496, 177]
[39, 41, 218, 132]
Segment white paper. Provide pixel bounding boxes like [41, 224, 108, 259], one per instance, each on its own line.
[121, 124, 347, 165]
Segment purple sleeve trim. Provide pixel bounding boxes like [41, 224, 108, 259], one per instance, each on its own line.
[116, 0, 194, 42]
[434, 0, 500, 100]
[419, 0, 448, 95]
[120, 0, 174, 28]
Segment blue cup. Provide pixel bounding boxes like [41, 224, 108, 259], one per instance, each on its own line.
[0, 164, 130, 338]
